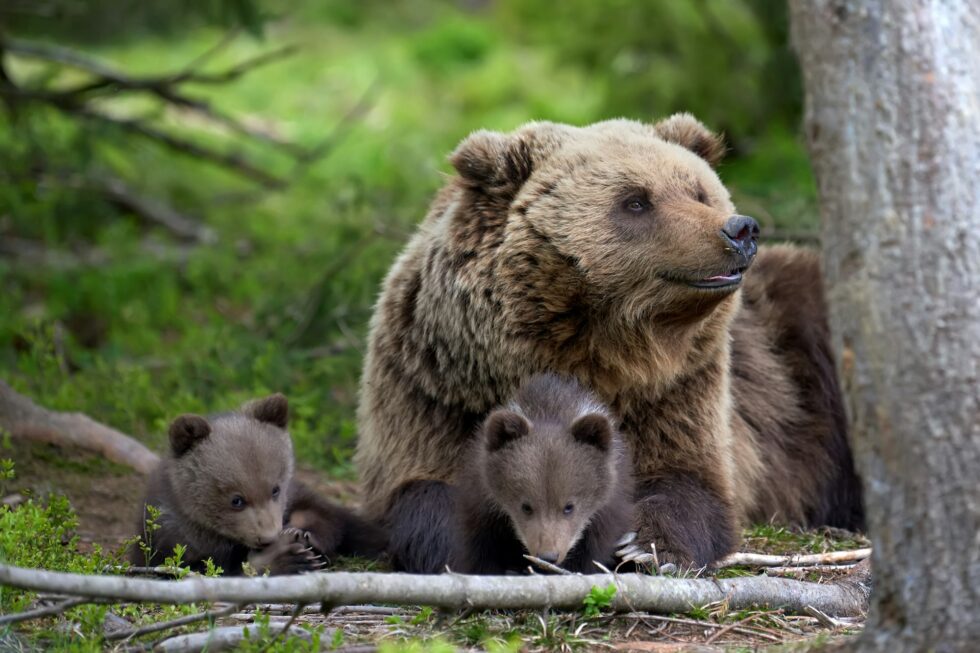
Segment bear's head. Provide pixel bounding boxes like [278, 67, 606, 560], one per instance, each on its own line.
[166, 393, 293, 549]
[477, 401, 621, 566]
[451, 114, 758, 324]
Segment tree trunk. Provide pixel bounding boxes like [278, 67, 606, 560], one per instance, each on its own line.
[788, 2, 979, 651]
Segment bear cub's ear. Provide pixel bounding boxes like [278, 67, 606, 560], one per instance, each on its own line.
[652, 113, 726, 167]
[242, 393, 289, 429]
[570, 413, 613, 452]
[450, 130, 534, 193]
[484, 409, 530, 452]
[169, 415, 211, 457]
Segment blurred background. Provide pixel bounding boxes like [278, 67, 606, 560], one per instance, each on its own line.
[0, 0, 817, 475]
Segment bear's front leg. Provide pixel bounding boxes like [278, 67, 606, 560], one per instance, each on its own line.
[618, 474, 738, 569]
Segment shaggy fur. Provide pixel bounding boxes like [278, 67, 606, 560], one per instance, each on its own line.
[452, 374, 633, 574]
[132, 394, 386, 574]
[356, 114, 863, 571]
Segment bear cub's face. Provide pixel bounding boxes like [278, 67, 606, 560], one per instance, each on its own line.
[479, 408, 618, 565]
[451, 114, 758, 312]
[166, 394, 293, 549]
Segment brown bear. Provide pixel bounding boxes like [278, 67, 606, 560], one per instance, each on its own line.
[451, 373, 633, 574]
[133, 394, 386, 574]
[355, 114, 863, 572]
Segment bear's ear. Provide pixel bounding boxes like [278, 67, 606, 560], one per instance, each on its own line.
[483, 409, 530, 452]
[652, 113, 726, 167]
[242, 393, 289, 429]
[450, 123, 565, 196]
[570, 413, 612, 452]
[169, 415, 211, 457]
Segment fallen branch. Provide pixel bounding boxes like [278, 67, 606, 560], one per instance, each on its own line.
[105, 602, 240, 642]
[0, 381, 160, 474]
[0, 596, 93, 626]
[715, 548, 870, 569]
[764, 564, 857, 576]
[0, 564, 872, 617]
[154, 623, 314, 653]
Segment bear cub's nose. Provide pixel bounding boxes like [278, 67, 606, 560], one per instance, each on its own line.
[538, 552, 559, 564]
[721, 215, 760, 262]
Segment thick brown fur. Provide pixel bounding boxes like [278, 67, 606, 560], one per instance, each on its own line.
[132, 394, 386, 574]
[451, 374, 633, 574]
[356, 114, 863, 571]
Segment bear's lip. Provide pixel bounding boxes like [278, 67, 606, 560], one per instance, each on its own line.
[687, 266, 746, 290]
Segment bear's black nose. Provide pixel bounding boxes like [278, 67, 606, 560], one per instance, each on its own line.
[538, 552, 559, 564]
[720, 215, 760, 263]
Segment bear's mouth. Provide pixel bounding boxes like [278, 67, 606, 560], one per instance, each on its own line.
[688, 266, 747, 290]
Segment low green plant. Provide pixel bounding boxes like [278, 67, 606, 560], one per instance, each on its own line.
[582, 582, 617, 618]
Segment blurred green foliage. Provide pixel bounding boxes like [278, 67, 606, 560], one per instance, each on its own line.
[0, 0, 817, 475]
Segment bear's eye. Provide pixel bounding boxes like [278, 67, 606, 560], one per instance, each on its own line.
[271, 485, 280, 500]
[696, 187, 709, 205]
[230, 495, 246, 510]
[622, 197, 650, 214]
[563, 503, 575, 515]
[521, 503, 533, 516]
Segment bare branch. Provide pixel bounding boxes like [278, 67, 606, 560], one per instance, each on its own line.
[715, 548, 870, 569]
[105, 603, 240, 642]
[97, 177, 215, 243]
[0, 597, 94, 626]
[0, 565, 872, 617]
[0, 381, 160, 474]
[153, 623, 315, 653]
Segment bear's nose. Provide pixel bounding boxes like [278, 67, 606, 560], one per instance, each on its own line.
[720, 215, 760, 262]
[538, 552, 559, 564]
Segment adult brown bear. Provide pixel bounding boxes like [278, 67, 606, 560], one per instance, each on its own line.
[355, 114, 863, 572]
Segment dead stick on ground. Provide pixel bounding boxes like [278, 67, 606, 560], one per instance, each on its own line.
[0, 380, 160, 474]
[715, 548, 871, 568]
[105, 602, 241, 642]
[0, 563, 872, 617]
[0, 596, 95, 626]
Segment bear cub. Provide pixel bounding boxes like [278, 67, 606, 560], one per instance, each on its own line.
[131, 393, 386, 575]
[451, 374, 634, 574]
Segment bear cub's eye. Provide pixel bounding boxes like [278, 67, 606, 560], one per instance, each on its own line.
[271, 485, 280, 499]
[521, 503, 533, 516]
[563, 503, 575, 515]
[622, 197, 650, 214]
[696, 187, 709, 205]
[230, 495, 246, 510]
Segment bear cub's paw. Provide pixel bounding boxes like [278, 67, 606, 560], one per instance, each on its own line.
[246, 527, 326, 575]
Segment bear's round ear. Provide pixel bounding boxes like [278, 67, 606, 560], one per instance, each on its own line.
[450, 122, 565, 196]
[483, 409, 530, 452]
[652, 113, 726, 167]
[570, 413, 612, 452]
[169, 415, 211, 457]
[242, 393, 289, 429]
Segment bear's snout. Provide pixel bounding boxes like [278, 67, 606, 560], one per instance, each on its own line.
[720, 215, 760, 265]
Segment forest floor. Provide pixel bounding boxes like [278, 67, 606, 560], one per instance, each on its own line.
[2, 439, 869, 652]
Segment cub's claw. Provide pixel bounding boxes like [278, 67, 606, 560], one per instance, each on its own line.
[615, 531, 637, 548]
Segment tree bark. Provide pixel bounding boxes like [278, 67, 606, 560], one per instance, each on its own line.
[788, 2, 980, 651]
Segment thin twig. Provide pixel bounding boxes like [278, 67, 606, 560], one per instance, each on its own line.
[0, 597, 93, 626]
[106, 603, 241, 642]
[703, 611, 767, 644]
[258, 603, 305, 653]
[524, 554, 575, 575]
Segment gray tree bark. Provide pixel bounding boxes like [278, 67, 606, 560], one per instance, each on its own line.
[788, 1, 980, 651]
